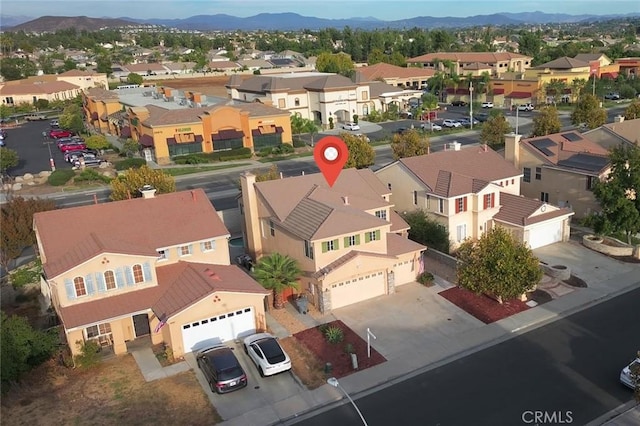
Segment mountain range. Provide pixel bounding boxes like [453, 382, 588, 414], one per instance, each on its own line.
[2, 11, 639, 32]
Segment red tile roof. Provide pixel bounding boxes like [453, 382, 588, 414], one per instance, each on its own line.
[34, 189, 230, 278]
[408, 52, 531, 64]
[0, 81, 80, 96]
[356, 63, 436, 80]
[494, 192, 573, 226]
[520, 131, 610, 172]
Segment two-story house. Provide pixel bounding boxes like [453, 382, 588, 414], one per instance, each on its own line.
[34, 188, 268, 359]
[376, 143, 573, 250]
[239, 169, 426, 313]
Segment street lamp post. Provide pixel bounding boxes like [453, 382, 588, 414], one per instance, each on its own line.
[327, 377, 368, 426]
[469, 81, 474, 130]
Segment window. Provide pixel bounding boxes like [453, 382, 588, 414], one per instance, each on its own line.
[133, 264, 144, 283]
[362, 91, 369, 101]
[540, 192, 549, 202]
[201, 240, 216, 252]
[535, 167, 542, 180]
[278, 98, 286, 108]
[523, 168, 531, 183]
[322, 239, 338, 252]
[179, 245, 192, 256]
[86, 323, 111, 339]
[456, 224, 467, 242]
[455, 197, 467, 214]
[586, 176, 597, 190]
[304, 240, 314, 259]
[438, 199, 444, 214]
[375, 210, 387, 220]
[365, 230, 381, 243]
[74, 277, 86, 296]
[344, 234, 360, 247]
[157, 249, 168, 260]
[483, 193, 495, 209]
[104, 271, 116, 290]
[294, 98, 300, 106]
[413, 190, 418, 205]
[269, 220, 275, 236]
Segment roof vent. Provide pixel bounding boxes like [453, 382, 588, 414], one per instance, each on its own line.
[449, 141, 461, 151]
[139, 184, 156, 199]
[343, 196, 349, 205]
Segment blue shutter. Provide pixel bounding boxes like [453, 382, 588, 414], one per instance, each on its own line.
[142, 262, 152, 282]
[96, 272, 106, 293]
[85, 274, 95, 295]
[115, 267, 125, 288]
[64, 278, 76, 300]
[125, 266, 135, 286]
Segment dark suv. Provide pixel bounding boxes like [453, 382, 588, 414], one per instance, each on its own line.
[196, 346, 247, 394]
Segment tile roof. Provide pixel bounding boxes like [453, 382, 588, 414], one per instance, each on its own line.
[462, 62, 492, 70]
[356, 63, 436, 81]
[574, 53, 610, 63]
[207, 60, 240, 69]
[408, 52, 531, 63]
[386, 232, 426, 256]
[58, 261, 267, 329]
[536, 56, 590, 69]
[234, 72, 356, 94]
[142, 104, 208, 126]
[394, 147, 521, 198]
[304, 74, 357, 91]
[0, 81, 80, 96]
[599, 118, 640, 145]
[85, 87, 119, 100]
[125, 63, 168, 72]
[389, 210, 410, 233]
[368, 81, 407, 97]
[494, 192, 573, 226]
[34, 189, 230, 278]
[59, 69, 103, 76]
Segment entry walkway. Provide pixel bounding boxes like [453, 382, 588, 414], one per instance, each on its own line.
[127, 337, 190, 382]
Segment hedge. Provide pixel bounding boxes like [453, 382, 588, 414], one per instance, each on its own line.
[114, 158, 146, 171]
[47, 169, 75, 186]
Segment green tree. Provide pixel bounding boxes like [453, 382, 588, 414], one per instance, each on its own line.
[531, 106, 561, 137]
[254, 164, 281, 182]
[390, 129, 430, 160]
[571, 94, 607, 129]
[457, 226, 543, 304]
[315, 52, 355, 78]
[95, 55, 112, 75]
[570, 78, 588, 103]
[121, 138, 140, 158]
[590, 144, 640, 244]
[545, 79, 568, 106]
[127, 72, 144, 85]
[1, 312, 59, 392]
[341, 133, 375, 169]
[84, 134, 111, 150]
[624, 100, 640, 120]
[480, 114, 511, 149]
[253, 253, 301, 309]
[518, 31, 543, 59]
[109, 165, 176, 201]
[0, 147, 19, 173]
[367, 48, 385, 65]
[402, 210, 450, 253]
[59, 104, 84, 134]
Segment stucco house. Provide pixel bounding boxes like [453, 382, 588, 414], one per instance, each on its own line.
[34, 188, 268, 360]
[239, 169, 426, 313]
[406, 52, 533, 77]
[376, 142, 573, 250]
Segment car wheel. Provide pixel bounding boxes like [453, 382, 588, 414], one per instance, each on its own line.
[258, 367, 265, 377]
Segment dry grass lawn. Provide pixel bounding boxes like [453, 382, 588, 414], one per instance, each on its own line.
[1, 354, 221, 426]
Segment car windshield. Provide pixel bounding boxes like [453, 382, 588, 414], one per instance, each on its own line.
[257, 338, 286, 364]
[218, 366, 244, 381]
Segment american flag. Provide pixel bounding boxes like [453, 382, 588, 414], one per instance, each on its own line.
[154, 315, 167, 333]
[418, 253, 425, 274]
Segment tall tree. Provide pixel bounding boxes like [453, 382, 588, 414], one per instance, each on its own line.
[571, 94, 608, 129]
[531, 106, 561, 137]
[315, 52, 355, 78]
[390, 129, 430, 159]
[518, 30, 543, 59]
[0, 147, 19, 173]
[545, 79, 568, 106]
[253, 253, 301, 309]
[590, 144, 640, 244]
[480, 114, 511, 148]
[624, 100, 640, 120]
[341, 133, 375, 169]
[109, 165, 176, 201]
[457, 226, 542, 304]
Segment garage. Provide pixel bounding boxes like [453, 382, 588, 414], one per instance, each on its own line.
[393, 258, 418, 285]
[329, 271, 386, 310]
[181, 307, 255, 353]
[527, 221, 563, 249]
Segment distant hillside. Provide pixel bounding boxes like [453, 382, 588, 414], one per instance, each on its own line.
[7, 15, 138, 32]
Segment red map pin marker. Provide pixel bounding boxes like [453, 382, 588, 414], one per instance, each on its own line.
[314, 135, 349, 187]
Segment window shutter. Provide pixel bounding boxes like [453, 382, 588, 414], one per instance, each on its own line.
[188, 244, 193, 254]
[483, 195, 488, 209]
[96, 273, 106, 293]
[365, 232, 371, 243]
[355, 235, 360, 245]
[344, 237, 350, 247]
[455, 200, 460, 214]
[333, 239, 339, 249]
[85, 274, 95, 295]
[115, 267, 125, 288]
[125, 266, 135, 286]
[210, 240, 216, 250]
[375, 230, 380, 240]
[142, 262, 152, 282]
[64, 278, 76, 300]
[463, 197, 468, 212]
[491, 193, 495, 208]
[200, 242, 205, 252]
[322, 242, 328, 253]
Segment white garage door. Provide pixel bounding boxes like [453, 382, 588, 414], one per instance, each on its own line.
[528, 221, 563, 249]
[182, 307, 255, 353]
[394, 259, 417, 285]
[330, 272, 386, 310]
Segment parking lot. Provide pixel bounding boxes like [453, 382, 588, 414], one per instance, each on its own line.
[185, 342, 306, 421]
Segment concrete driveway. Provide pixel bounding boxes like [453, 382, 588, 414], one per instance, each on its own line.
[332, 282, 484, 361]
[533, 241, 638, 285]
[184, 342, 306, 422]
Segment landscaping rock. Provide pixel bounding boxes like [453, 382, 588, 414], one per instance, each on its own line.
[14, 176, 24, 183]
[38, 171, 52, 178]
[23, 173, 34, 181]
[12, 183, 22, 191]
[26, 181, 36, 186]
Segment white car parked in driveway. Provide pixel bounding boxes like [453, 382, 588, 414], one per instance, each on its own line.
[442, 119, 462, 128]
[243, 333, 291, 377]
[342, 122, 360, 131]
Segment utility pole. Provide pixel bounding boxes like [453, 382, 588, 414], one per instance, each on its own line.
[469, 80, 474, 130]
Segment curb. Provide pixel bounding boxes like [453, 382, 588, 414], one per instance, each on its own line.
[585, 401, 639, 426]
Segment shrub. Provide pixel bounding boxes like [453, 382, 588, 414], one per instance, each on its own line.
[74, 169, 111, 184]
[73, 340, 101, 369]
[218, 147, 252, 161]
[9, 260, 42, 289]
[323, 326, 344, 344]
[47, 169, 75, 186]
[114, 158, 146, 171]
[293, 138, 306, 148]
[173, 154, 208, 164]
[344, 343, 355, 354]
[417, 271, 435, 286]
[257, 147, 273, 157]
[277, 144, 295, 154]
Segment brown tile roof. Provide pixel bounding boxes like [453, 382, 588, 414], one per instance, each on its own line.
[304, 75, 357, 91]
[85, 87, 119, 100]
[393, 146, 521, 197]
[599, 118, 640, 145]
[59, 69, 103, 77]
[389, 210, 410, 233]
[235, 73, 354, 94]
[142, 104, 208, 126]
[311, 250, 391, 279]
[356, 63, 435, 81]
[368, 81, 406, 97]
[408, 52, 531, 64]
[34, 189, 230, 278]
[494, 192, 573, 226]
[462, 62, 492, 70]
[386, 233, 426, 256]
[536, 56, 589, 69]
[125, 63, 168, 73]
[58, 261, 267, 329]
[0, 81, 80, 96]
[207, 60, 240, 69]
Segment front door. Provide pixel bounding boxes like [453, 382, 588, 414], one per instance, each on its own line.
[133, 314, 151, 337]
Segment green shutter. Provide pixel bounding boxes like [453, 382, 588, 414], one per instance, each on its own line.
[344, 237, 350, 247]
[355, 234, 360, 245]
[365, 232, 371, 243]
[375, 230, 380, 240]
[333, 239, 339, 249]
[322, 241, 328, 253]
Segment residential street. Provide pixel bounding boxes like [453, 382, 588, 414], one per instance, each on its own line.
[292, 286, 640, 426]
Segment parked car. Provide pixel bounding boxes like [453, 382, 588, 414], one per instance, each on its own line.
[50, 129, 73, 138]
[481, 102, 494, 108]
[59, 142, 87, 153]
[65, 149, 99, 163]
[451, 100, 467, 107]
[243, 333, 291, 377]
[342, 122, 360, 131]
[50, 119, 59, 128]
[442, 119, 462, 128]
[74, 156, 106, 168]
[196, 346, 248, 394]
[475, 113, 490, 122]
[457, 118, 479, 127]
[517, 103, 535, 112]
[604, 92, 621, 100]
[620, 357, 639, 390]
[26, 113, 47, 121]
[421, 122, 442, 131]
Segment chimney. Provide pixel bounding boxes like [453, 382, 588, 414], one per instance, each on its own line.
[449, 141, 461, 151]
[343, 196, 349, 205]
[139, 184, 156, 199]
[191, 190, 196, 201]
[614, 115, 625, 123]
[240, 172, 262, 260]
[504, 133, 523, 168]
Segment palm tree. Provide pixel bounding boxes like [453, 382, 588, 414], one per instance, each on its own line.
[253, 253, 302, 309]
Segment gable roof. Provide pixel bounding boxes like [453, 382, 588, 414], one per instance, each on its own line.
[574, 53, 611, 64]
[34, 189, 229, 278]
[494, 192, 573, 226]
[408, 52, 531, 63]
[599, 118, 640, 145]
[0, 81, 80, 96]
[356, 63, 436, 81]
[536, 56, 590, 69]
[392, 146, 521, 198]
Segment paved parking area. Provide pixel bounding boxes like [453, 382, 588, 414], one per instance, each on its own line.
[184, 342, 306, 422]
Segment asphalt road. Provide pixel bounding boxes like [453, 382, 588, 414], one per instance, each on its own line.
[292, 286, 640, 426]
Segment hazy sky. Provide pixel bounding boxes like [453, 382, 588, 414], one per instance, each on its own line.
[2, 0, 639, 20]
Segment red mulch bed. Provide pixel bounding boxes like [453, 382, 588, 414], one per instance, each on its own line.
[439, 286, 530, 324]
[293, 320, 386, 379]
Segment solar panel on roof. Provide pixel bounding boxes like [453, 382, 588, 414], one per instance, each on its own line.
[530, 138, 557, 156]
[558, 153, 609, 171]
[539, 147, 554, 156]
[561, 132, 582, 142]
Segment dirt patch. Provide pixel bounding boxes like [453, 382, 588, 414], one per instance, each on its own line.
[279, 337, 327, 390]
[0, 355, 221, 425]
[439, 286, 530, 324]
[292, 320, 386, 381]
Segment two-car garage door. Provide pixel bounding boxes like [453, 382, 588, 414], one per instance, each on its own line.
[329, 271, 386, 310]
[527, 221, 563, 249]
[182, 307, 255, 353]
